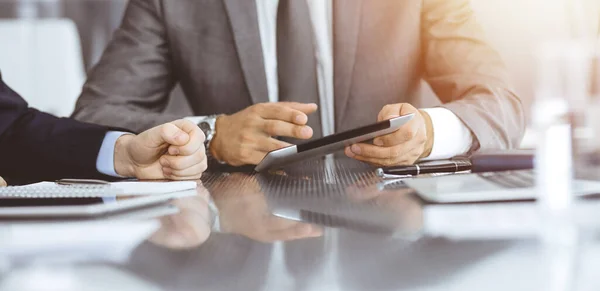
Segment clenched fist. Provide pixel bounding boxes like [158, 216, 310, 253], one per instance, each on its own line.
[345, 103, 434, 166]
[210, 102, 318, 166]
[114, 119, 207, 180]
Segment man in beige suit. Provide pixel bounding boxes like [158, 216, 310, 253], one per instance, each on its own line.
[73, 0, 525, 167]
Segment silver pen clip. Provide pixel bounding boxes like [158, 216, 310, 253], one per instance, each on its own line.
[376, 168, 413, 180]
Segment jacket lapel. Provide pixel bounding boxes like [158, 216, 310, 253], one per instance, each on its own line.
[224, 0, 269, 104]
[333, 0, 362, 129]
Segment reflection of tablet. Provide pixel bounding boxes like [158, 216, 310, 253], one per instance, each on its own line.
[255, 114, 414, 172]
[272, 207, 400, 234]
[0, 191, 193, 218]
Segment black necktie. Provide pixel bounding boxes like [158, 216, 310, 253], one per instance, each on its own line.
[276, 0, 322, 141]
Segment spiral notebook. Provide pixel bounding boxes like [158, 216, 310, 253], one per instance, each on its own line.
[0, 181, 198, 198]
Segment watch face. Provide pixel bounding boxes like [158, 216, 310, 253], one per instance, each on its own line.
[199, 122, 211, 134]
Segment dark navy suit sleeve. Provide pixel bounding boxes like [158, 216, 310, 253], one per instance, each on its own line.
[0, 72, 117, 184]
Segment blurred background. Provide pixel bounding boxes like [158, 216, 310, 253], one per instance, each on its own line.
[0, 0, 598, 126]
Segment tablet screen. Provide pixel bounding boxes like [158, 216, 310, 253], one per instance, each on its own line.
[297, 119, 391, 152]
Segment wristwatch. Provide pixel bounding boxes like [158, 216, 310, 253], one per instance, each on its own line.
[198, 115, 218, 151]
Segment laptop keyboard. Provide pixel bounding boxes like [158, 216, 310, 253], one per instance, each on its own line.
[478, 170, 535, 189]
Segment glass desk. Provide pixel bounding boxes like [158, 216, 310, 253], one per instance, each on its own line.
[2, 158, 600, 291]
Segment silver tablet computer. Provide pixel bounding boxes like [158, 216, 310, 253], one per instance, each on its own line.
[0, 191, 194, 218]
[255, 114, 414, 172]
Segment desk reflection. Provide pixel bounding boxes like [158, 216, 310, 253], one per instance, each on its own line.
[148, 185, 213, 250]
[209, 173, 324, 243]
[123, 159, 520, 291]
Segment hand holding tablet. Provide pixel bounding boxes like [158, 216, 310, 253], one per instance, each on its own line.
[255, 114, 415, 172]
[346, 103, 433, 167]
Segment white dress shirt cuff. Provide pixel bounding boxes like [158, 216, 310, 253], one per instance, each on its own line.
[96, 131, 130, 177]
[421, 108, 473, 160]
[185, 116, 204, 125]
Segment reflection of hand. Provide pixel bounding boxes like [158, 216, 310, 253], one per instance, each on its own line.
[210, 102, 317, 166]
[345, 103, 433, 166]
[114, 120, 207, 180]
[212, 174, 323, 243]
[0, 176, 6, 187]
[346, 179, 424, 235]
[149, 183, 212, 249]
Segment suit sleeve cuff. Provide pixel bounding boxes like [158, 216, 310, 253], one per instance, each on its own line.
[96, 131, 130, 177]
[421, 108, 474, 160]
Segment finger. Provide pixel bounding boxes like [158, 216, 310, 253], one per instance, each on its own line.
[146, 122, 191, 148]
[277, 102, 318, 114]
[257, 103, 318, 125]
[255, 136, 292, 153]
[347, 146, 423, 166]
[347, 143, 400, 159]
[163, 162, 208, 180]
[167, 120, 206, 156]
[264, 217, 323, 241]
[374, 126, 422, 147]
[0, 177, 6, 187]
[269, 223, 324, 241]
[262, 119, 313, 139]
[244, 150, 271, 166]
[266, 216, 305, 231]
[377, 104, 404, 122]
[374, 104, 422, 146]
[160, 151, 206, 171]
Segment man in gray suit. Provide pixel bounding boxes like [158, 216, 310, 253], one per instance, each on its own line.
[73, 0, 525, 167]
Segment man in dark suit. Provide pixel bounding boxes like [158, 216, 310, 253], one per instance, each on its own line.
[0, 72, 207, 185]
[73, 0, 525, 167]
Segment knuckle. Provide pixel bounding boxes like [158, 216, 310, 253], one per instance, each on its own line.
[293, 126, 304, 137]
[160, 156, 170, 166]
[247, 117, 261, 128]
[251, 104, 263, 112]
[171, 160, 183, 170]
[240, 132, 253, 143]
[410, 151, 420, 159]
[199, 146, 207, 157]
[176, 146, 190, 155]
[198, 129, 206, 142]
[181, 119, 194, 127]
[239, 149, 252, 160]
[160, 124, 172, 137]
[265, 121, 278, 135]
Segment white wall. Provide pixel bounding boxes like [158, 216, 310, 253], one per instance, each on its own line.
[421, 0, 600, 119]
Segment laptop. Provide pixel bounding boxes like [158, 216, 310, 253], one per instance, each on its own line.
[404, 170, 600, 203]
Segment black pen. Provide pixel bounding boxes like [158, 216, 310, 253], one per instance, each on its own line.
[376, 160, 472, 177]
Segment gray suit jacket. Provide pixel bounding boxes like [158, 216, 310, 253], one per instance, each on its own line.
[73, 0, 525, 150]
